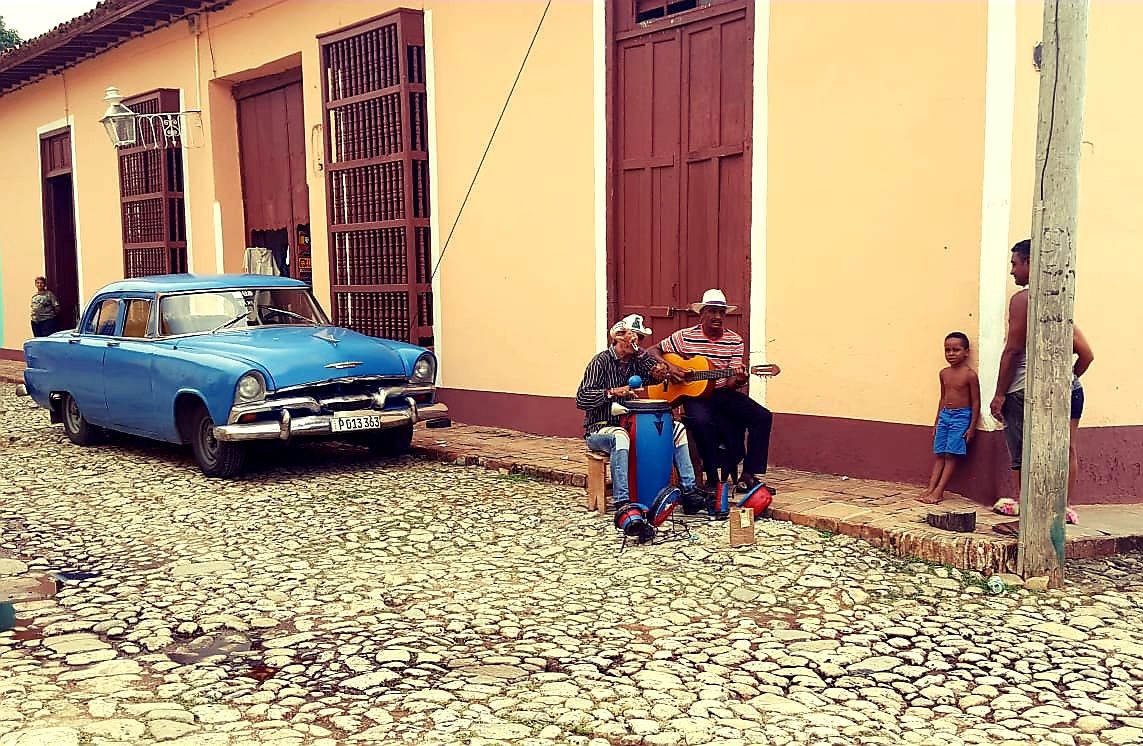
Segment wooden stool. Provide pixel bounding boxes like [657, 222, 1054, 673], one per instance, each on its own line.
[586, 452, 610, 515]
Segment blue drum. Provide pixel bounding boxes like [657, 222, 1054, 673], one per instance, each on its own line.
[622, 399, 675, 509]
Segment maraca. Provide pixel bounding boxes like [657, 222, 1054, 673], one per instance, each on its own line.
[628, 375, 643, 389]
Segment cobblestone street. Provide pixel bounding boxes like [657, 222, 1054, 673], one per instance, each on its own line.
[2, 389, 1143, 746]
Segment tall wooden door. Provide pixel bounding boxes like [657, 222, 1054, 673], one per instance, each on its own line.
[236, 70, 312, 284]
[610, 0, 753, 344]
[40, 129, 80, 327]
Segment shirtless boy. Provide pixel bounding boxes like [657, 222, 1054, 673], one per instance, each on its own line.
[919, 332, 981, 504]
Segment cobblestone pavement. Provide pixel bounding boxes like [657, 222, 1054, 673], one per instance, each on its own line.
[2, 390, 1143, 746]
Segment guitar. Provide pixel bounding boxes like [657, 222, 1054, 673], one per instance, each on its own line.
[645, 353, 778, 406]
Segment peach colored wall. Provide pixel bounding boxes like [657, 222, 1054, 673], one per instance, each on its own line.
[0, 22, 202, 350]
[425, 2, 597, 396]
[1008, 0, 1143, 429]
[765, 0, 988, 426]
[0, 77, 73, 348]
[0, 0, 599, 400]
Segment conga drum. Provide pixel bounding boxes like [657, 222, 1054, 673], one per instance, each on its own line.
[621, 399, 675, 509]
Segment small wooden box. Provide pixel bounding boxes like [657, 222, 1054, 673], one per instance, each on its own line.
[729, 507, 756, 547]
[926, 509, 977, 533]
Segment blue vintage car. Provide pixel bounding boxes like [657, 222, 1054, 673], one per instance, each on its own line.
[18, 274, 448, 477]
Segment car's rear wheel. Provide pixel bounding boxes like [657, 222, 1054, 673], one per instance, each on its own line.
[60, 393, 103, 446]
[368, 424, 413, 457]
[188, 405, 246, 478]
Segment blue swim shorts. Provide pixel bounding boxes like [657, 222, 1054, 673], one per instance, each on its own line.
[933, 407, 972, 455]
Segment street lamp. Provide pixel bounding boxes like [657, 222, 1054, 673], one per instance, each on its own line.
[99, 86, 137, 148]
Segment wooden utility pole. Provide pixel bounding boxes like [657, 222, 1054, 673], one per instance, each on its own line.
[1017, 0, 1089, 587]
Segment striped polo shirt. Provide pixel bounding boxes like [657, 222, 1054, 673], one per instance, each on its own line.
[659, 325, 744, 387]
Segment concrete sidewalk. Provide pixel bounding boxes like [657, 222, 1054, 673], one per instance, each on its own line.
[0, 360, 23, 385]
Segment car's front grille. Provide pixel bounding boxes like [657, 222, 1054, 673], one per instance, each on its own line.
[271, 377, 410, 413]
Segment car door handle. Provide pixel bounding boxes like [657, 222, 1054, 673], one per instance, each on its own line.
[68, 338, 80, 344]
[106, 341, 120, 348]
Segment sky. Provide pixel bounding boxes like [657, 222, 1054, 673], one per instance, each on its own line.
[0, 1, 101, 41]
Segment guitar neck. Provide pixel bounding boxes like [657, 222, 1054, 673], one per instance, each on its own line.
[686, 365, 776, 381]
[688, 368, 738, 382]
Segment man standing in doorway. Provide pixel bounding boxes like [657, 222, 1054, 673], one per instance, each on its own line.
[649, 289, 779, 491]
[989, 239, 1094, 524]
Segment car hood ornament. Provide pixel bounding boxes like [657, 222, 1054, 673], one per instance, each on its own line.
[312, 330, 340, 346]
[324, 361, 363, 369]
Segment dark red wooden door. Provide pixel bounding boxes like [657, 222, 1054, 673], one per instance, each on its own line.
[611, 1, 753, 344]
[236, 72, 312, 284]
[40, 129, 80, 327]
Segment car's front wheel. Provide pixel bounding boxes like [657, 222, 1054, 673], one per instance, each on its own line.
[60, 393, 103, 446]
[188, 405, 246, 478]
[368, 424, 413, 457]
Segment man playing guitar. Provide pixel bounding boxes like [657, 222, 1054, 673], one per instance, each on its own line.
[648, 289, 780, 491]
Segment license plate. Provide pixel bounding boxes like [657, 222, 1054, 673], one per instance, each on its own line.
[331, 412, 382, 433]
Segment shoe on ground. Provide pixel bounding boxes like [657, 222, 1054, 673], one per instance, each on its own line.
[680, 486, 713, 515]
[738, 474, 775, 494]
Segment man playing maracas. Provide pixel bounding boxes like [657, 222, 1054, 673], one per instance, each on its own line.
[576, 314, 707, 541]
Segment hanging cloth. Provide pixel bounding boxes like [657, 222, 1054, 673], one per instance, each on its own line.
[243, 247, 280, 276]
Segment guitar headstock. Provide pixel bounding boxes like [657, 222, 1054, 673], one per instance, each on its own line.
[750, 363, 780, 377]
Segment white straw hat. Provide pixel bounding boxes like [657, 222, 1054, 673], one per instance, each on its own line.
[690, 288, 737, 314]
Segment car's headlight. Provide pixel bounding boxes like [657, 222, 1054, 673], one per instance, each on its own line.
[236, 372, 266, 402]
[411, 354, 436, 384]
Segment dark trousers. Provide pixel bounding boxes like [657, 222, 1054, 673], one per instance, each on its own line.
[683, 388, 773, 482]
[31, 318, 57, 337]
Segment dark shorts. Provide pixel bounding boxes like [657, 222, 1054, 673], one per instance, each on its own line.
[1002, 386, 1084, 470]
[31, 318, 57, 337]
[933, 407, 972, 455]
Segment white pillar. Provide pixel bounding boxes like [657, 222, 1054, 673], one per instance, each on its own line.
[748, 0, 771, 405]
[977, 0, 1018, 430]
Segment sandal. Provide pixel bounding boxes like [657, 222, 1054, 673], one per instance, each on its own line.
[992, 520, 1020, 537]
[992, 498, 1019, 517]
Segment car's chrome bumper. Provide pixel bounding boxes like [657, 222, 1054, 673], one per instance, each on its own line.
[213, 400, 449, 442]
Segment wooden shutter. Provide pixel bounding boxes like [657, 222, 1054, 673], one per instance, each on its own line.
[118, 89, 188, 278]
[319, 9, 433, 346]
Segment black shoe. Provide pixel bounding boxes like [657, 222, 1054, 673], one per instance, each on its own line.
[738, 475, 776, 495]
[679, 486, 711, 515]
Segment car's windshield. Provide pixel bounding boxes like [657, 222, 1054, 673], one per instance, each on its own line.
[157, 288, 329, 336]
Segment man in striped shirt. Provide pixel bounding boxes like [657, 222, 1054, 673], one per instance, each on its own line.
[649, 289, 776, 491]
[576, 315, 705, 524]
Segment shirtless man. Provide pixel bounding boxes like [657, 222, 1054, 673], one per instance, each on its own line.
[989, 239, 1095, 522]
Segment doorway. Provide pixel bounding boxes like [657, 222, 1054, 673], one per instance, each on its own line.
[235, 69, 312, 284]
[40, 129, 80, 328]
[608, 0, 754, 344]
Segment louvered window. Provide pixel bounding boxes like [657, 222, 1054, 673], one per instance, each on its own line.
[117, 89, 188, 278]
[319, 9, 433, 346]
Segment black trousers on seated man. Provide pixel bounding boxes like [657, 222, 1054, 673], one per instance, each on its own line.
[683, 388, 773, 484]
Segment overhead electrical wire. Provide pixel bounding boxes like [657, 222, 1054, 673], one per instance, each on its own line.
[429, 0, 553, 282]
